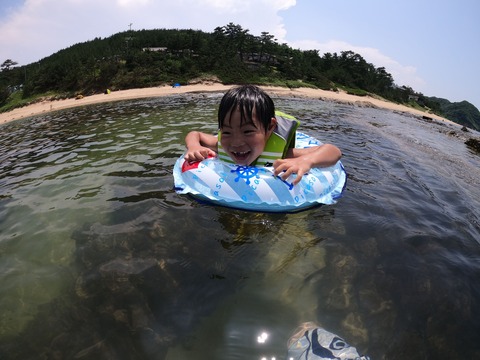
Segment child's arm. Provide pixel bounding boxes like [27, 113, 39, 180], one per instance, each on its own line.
[184, 131, 218, 162]
[273, 144, 342, 185]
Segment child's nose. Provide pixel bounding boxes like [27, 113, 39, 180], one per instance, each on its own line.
[231, 136, 245, 147]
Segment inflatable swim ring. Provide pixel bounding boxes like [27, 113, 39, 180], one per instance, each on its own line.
[173, 132, 347, 212]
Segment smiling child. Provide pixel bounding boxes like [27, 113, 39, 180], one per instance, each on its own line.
[184, 85, 341, 185]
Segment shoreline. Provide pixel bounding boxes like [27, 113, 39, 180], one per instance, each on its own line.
[0, 83, 457, 126]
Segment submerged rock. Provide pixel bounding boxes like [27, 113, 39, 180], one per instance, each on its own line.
[355, 101, 379, 109]
[465, 137, 480, 152]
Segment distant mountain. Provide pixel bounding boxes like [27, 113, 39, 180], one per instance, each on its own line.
[428, 97, 480, 131]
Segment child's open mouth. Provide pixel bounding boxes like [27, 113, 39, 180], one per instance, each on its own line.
[231, 150, 250, 162]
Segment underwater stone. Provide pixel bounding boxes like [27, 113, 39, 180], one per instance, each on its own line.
[465, 137, 480, 152]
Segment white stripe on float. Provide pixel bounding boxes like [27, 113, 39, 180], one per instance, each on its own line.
[193, 166, 243, 201]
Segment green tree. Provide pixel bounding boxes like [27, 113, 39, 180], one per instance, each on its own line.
[1, 59, 18, 72]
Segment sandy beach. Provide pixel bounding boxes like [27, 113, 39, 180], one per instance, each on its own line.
[0, 83, 456, 126]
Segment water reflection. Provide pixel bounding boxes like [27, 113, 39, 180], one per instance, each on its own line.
[0, 95, 480, 359]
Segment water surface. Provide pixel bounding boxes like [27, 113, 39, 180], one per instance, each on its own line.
[1, 94, 479, 359]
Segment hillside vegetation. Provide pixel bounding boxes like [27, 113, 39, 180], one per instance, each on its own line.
[1, 23, 479, 130]
[426, 97, 480, 130]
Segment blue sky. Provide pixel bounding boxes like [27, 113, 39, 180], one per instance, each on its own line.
[1, 0, 479, 109]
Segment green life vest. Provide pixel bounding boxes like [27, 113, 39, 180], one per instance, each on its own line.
[217, 111, 300, 166]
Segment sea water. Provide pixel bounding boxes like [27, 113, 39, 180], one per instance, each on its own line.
[0, 94, 479, 359]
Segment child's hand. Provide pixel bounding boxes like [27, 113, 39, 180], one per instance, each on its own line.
[273, 157, 312, 186]
[274, 144, 342, 185]
[184, 146, 217, 162]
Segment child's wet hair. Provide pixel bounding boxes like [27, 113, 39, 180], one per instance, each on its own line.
[218, 85, 275, 133]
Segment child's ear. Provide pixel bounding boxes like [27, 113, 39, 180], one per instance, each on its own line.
[267, 117, 277, 134]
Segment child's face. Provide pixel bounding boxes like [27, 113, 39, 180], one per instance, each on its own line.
[220, 108, 276, 165]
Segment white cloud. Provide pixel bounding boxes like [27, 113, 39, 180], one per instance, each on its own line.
[200, 0, 295, 13]
[269, 0, 296, 10]
[116, 0, 152, 7]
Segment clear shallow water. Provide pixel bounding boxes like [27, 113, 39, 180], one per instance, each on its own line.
[1, 94, 480, 359]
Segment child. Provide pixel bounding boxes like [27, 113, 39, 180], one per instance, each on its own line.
[184, 85, 342, 185]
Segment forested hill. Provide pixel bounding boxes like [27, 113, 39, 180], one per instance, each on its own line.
[427, 97, 480, 131]
[1, 23, 478, 130]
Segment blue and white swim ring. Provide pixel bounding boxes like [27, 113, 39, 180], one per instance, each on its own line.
[173, 132, 347, 212]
